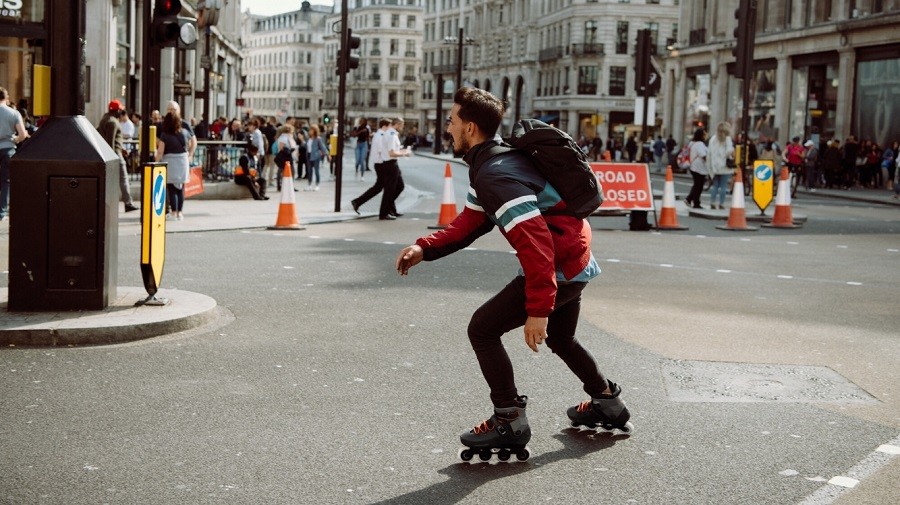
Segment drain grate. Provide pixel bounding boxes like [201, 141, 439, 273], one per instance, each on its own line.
[661, 360, 878, 403]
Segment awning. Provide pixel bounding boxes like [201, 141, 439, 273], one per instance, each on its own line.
[535, 115, 559, 124]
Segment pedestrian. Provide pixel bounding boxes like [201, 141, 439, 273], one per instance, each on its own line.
[155, 111, 192, 221]
[119, 109, 136, 139]
[625, 134, 638, 162]
[804, 140, 819, 191]
[304, 125, 329, 191]
[843, 135, 859, 189]
[273, 124, 298, 192]
[378, 117, 412, 220]
[684, 127, 708, 209]
[234, 144, 268, 200]
[706, 122, 734, 210]
[884, 141, 897, 191]
[350, 119, 391, 215]
[652, 135, 666, 173]
[352, 118, 371, 181]
[822, 139, 842, 189]
[590, 136, 602, 161]
[0, 87, 28, 221]
[395, 88, 632, 459]
[222, 118, 244, 142]
[96, 99, 138, 213]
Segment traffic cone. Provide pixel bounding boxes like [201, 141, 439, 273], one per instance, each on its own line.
[428, 163, 458, 229]
[657, 166, 688, 230]
[717, 167, 758, 231]
[762, 168, 801, 228]
[267, 162, 306, 230]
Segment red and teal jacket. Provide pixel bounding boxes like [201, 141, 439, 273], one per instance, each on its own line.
[415, 138, 599, 317]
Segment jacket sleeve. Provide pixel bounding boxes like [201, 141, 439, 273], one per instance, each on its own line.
[415, 188, 494, 261]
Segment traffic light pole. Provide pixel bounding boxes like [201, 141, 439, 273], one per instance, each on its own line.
[334, 0, 349, 213]
[433, 74, 443, 155]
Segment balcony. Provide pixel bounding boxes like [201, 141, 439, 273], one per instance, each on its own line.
[571, 43, 604, 57]
[371, 50, 381, 56]
[368, 74, 382, 80]
[368, 101, 378, 107]
[539, 46, 564, 62]
[403, 75, 416, 81]
[290, 86, 313, 92]
[577, 84, 597, 95]
[431, 64, 458, 75]
[405, 51, 416, 57]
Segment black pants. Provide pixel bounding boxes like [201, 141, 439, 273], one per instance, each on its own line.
[235, 175, 266, 199]
[686, 170, 706, 207]
[378, 160, 402, 218]
[353, 162, 386, 208]
[468, 276, 608, 408]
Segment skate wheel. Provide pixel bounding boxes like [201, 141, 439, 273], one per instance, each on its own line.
[620, 421, 635, 435]
[497, 449, 511, 462]
[458, 448, 474, 462]
[478, 450, 492, 461]
[515, 447, 531, 461]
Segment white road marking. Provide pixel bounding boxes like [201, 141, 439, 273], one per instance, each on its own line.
[778, 275, 794, 279]
[660, 264, 674, 268]
[717, 269, 732, 273]
[798, 435, 900, 505]
[846, 282, 863, 286]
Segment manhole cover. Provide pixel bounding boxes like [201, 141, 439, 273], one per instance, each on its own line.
[662, 360, 877, 403]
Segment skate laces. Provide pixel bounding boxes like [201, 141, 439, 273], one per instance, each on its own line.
[576, 400, 593, 413]
[472, 418, 495, 435]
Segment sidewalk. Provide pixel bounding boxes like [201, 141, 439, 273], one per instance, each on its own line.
[0, 171, 427, 346]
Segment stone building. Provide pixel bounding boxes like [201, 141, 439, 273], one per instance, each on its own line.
[665, 0, 900, 148]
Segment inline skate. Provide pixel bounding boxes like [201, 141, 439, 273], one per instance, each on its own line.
[458, 395, 531, 462]
[567, 381, 634, 434]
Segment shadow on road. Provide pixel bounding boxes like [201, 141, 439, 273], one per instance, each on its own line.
[370, 428, 629, 505]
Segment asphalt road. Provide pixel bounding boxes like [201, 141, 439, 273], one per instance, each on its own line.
[1, 154, 898, 505]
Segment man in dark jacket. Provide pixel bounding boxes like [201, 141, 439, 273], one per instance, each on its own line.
[395, 88, 632, 459]
[97, 99, 138, 212]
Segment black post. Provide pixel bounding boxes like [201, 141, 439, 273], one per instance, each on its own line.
[334, 0, 349, 212]
[204, 28, 211, 133]
[456, 27, 463, 92]
[48, 0, 86, 116]
[433, 74, 443, 155]
[140, 0, 158, 165]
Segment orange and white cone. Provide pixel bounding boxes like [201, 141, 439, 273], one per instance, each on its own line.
[428, 163, 458, 229]
[717, 167, 758, 231]
[762, 167, 801, 228]
[267, 162, 306, 230]
[657, 166, 688, 230]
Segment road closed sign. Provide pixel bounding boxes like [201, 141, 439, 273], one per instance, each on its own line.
[590, 162, 654, 211]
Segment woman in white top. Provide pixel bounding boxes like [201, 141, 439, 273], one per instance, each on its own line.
[273, 124, 297, 191]
[706, 122, 735, 209]
[684, 128, 709, 209]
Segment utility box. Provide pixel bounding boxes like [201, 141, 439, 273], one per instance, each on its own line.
[8, 116, 120, 311]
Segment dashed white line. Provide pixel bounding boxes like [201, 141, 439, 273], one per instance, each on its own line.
[660, 264, 674, 268]
[777, 275, 794, 279]
[846, 282, 863, 286]
[798, 436, 900, 505]
[716, 269, 732, 273]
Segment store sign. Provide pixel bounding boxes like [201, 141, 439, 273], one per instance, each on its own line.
[0, 0, 23, 18]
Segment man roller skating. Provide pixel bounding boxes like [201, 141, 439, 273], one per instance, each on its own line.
[396, 88, 633, 463]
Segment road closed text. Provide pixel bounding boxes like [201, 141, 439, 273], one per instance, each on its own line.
[590, 163, 654, 211]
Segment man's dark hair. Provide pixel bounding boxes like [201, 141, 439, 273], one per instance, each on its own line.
[692, 128, 706, 142]
[0, 87, 7, 101]
[453, 87, 505, 137]
[378, 118, 391, 128]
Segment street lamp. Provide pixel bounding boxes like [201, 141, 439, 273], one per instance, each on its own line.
[433, 28, 477, 155]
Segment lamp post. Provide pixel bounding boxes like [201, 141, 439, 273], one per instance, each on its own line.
[433, 28, 476, 155]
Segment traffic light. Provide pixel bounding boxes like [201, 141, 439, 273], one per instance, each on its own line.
[152, 0, 198, 50]
[338, 28, 361, 75]
[634, 29, 651, 93]
[323, 113, 331, 125]
[732, 0, 758, 79]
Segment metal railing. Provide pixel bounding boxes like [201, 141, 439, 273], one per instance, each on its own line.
[571, 43, 604, 56]
[123, 139, 251, 182]
[539, 46, 564, 62]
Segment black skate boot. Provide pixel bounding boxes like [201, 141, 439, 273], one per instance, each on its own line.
[567, 381, 634, 434]
[458, 396, 531, 462]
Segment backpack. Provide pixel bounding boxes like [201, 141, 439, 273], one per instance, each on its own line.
[271, 138, 280, 156]
[677, 143, 692, 170]
[504, 119, 602, 220]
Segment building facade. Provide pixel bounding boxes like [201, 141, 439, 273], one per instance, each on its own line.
[665, 0, 900, 149]
[241, 1, 332, 124]
[421, 0, 679, 143]
[323, 0, 423, 133]
[0, 0, 242, 128]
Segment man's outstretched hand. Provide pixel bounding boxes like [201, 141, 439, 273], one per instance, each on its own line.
[396, 245, 424, 275]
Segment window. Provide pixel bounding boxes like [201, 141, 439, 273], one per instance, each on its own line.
[578, 66, 598, 95]
[407, 15, 416, 29]
[616, 21, 629, 54]
[388, 91, 398, 109]
[390, 64, 399, 81]
[609, 66, 626, 96]
[390, 39, 399, 56]
[392, 14, 400, 27]
[372, 38, 381, 55]
[369, 89, 379, 107]
[374, 14, 381, 27]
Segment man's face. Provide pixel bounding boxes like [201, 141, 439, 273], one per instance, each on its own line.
[447, 104, 470, 156]
[167, 103, 177, 116]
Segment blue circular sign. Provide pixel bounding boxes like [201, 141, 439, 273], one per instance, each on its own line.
[755, 164, 773, 181]
[153, 173, 166, 216]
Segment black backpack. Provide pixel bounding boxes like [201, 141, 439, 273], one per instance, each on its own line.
[505, 119, 603, 219]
